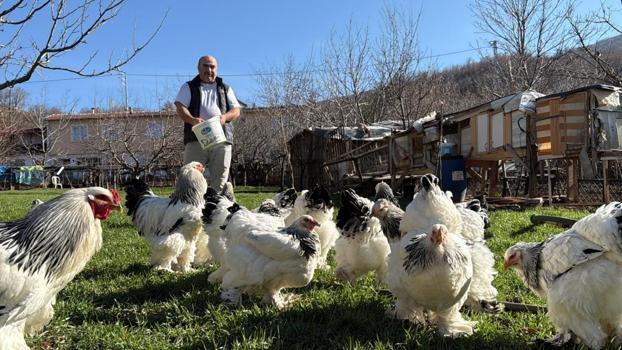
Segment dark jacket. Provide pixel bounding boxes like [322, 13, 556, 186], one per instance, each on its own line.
[183, 75, 234, 145]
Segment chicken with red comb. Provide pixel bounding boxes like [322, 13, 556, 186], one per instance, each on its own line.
[0, 187, 121, 350]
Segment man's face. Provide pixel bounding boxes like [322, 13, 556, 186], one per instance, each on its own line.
[198, 57, 217, 83]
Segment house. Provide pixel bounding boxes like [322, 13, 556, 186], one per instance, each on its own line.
[45, 110, 184, 186]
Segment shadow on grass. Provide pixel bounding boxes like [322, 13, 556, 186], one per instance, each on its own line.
[67, 267, 554, 350]
[76, 262, 152, 281]
[92, 268, 216, 304]
[509, 224, 538, 237]
[178, 298, 536, 350]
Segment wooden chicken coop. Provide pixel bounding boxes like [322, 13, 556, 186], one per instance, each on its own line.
[317, 115, 440, 195]
[535, 85, 622, 204]
[442, 91, 543, 197]
[288, 123, 398, 191]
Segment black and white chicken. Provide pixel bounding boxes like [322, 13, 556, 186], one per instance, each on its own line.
[400, 174, 500, 312]
[261, 188, 297, 218]
[388, 223, 476, 337]
[334, 188, 390, 283]
[124, 161, 207, 272]
[374, 181, 399, 206]
[194, 183, 236, 268]
[285, 185, 338, 269]
[371, 181, 405, 245]
[505, 202, 622, 349]
[220, 214, 320, 309]
[0, 187, 121, 350]
[202, 188, 296, 284]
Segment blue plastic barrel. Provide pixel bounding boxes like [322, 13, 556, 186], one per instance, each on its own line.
[440, 155, 467, 203]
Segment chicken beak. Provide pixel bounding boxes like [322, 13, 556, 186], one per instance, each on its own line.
[503, 258, 511, 269]
[111, 202, 123, 213]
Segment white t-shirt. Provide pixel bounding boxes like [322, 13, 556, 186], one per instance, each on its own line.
[175, 81, 241, 119]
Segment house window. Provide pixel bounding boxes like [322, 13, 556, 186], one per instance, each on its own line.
[71, 125, 88, 142]
[147, 122, 164, 139]
[102, 126, 119, 141]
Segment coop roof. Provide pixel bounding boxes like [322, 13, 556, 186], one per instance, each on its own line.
[536, 84, 622, 101]
[444, 90, 544, 122]
[312, 124, 395, 141]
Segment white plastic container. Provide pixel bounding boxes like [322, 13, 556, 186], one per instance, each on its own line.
[192, 117, 226, 150]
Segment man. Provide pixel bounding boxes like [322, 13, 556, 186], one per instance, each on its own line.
[175, 55, 241, 192]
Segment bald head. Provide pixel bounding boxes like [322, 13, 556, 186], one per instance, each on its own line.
[197, 55, 218, 83]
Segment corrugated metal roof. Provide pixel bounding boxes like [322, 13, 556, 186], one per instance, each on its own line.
[46, 110, 176, 121]
[536, 84, 622, 101]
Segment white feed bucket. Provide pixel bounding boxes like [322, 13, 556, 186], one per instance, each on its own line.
[192, 117, 226, 150]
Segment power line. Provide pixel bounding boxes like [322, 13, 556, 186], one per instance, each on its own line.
[17, 45, 491, 84]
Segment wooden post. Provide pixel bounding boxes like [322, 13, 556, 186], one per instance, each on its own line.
[526, 114, 538, 198]
[546, 160, 553, 206]
[353, 159, 363, 184]
[566, 159, 579, 202]
[389, 138, 396, 188]
[488, 160, 500, 196]
[603, 159, 610, 203]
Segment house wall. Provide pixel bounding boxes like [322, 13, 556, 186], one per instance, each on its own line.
[46, 112, 184, 167]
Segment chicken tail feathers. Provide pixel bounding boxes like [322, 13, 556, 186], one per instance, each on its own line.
[257, 200, 281, 216]
[276, 188, 297, 208]
[307, 184, 334, 209]
[336, 189, 370, 232]
[466, 197, 491, 229]
[124, 178, 153, 219]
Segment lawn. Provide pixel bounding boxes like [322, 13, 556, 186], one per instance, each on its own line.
[0, 188, 596, 349]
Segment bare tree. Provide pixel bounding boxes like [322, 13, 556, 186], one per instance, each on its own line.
[320, 19, 377, 126]
[255, 57, 319, 187]
[372, 4, 441, 128]
[232, 110, 277, 186]
[0, 88, 27, 162]
[471, 0, 574, 96]
[566, 1, 622, 86]
[88, 112, 183, 177]
[0, 110, 19, 162]
[17, 104, 66, 168]
[0, 0, 166, 91]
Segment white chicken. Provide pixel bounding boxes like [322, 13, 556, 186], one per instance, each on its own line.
[0, 187, 122, 350]
[124, 162, 207, 272]
[504, 202, 622, 349]
[388, 223, 476, 337]
[202, 188, 296, 284]
[220, 214, 320, 309]
[334, 188, 390, 283]
[568, 201, 622, 264]
[400, 174, 500, 312]
[194, 183, 236, 268]
[285, 185, 338, 269]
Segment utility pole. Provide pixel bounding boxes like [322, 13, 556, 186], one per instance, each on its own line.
[489, 40, 498, 57]
[118, 70, 129, 112]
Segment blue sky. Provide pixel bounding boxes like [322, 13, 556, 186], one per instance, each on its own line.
[15, 0, 621, 111]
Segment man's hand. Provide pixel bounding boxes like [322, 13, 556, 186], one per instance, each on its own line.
[220, 115, 227, 126]
[191, 117, 205, 126]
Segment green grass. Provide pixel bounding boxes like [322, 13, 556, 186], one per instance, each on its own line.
[0, 188, 597, 349]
